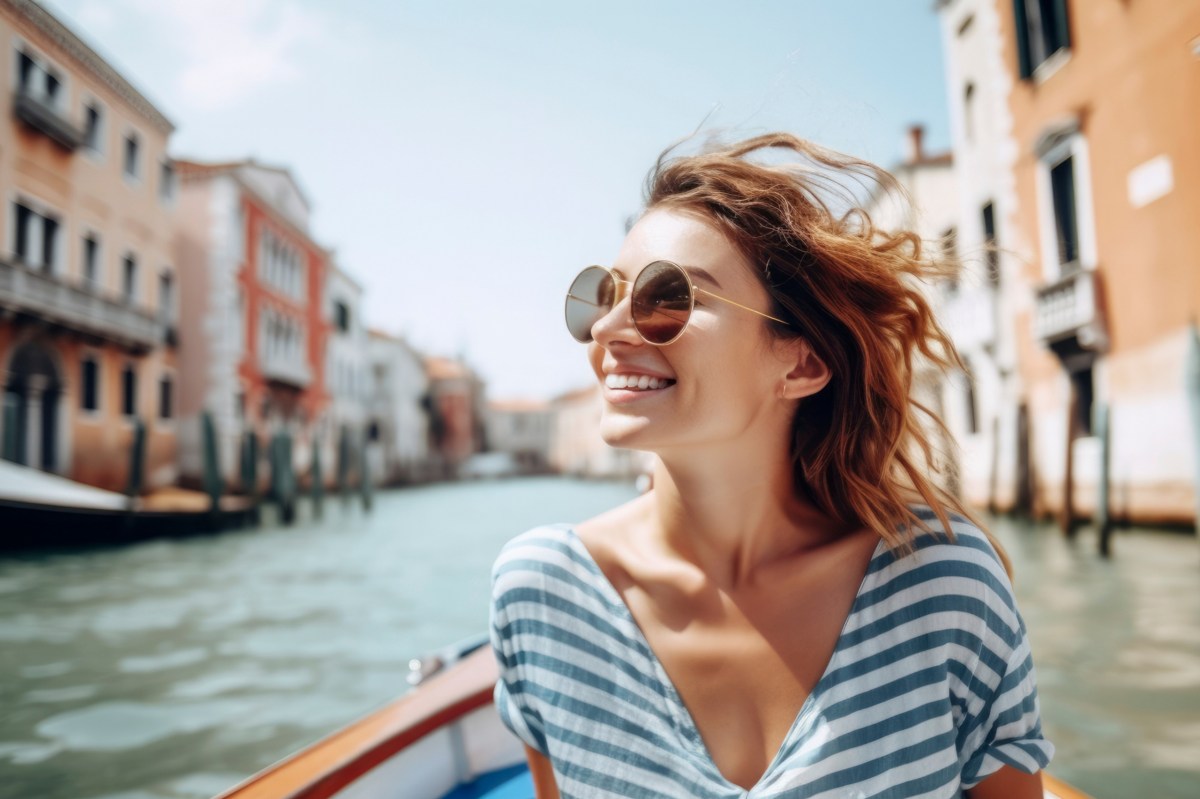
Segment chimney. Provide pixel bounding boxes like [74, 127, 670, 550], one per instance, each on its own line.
[906, 124, 925, 164]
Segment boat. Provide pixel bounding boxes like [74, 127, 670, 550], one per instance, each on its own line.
[210, 636, 1093, 799]
[0, 460, 257, 550]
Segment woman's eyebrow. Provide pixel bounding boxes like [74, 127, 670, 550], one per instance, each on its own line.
[610, 264, 724, 290]
[685, 266, 723, 290]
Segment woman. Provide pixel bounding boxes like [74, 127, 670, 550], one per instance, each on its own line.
[490, 134, 1053, 798]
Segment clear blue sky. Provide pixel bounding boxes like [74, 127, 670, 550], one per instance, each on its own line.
[45, 0, 951, 400]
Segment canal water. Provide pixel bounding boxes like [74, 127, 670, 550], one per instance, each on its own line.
[0, 477, 1197, 799]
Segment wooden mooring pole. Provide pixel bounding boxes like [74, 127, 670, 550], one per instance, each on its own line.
[1061, 378, 1078, 538]
[1096, 402, 1113, 557]
[1186, 320, 1200, 541]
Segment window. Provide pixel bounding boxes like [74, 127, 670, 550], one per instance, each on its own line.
[981, 202, 999, 286]
[83, 102, 103, 153]
[963, 362, 979, 435]
[941, 227, 959, 296]
[122, 253, 137, 302]
[15, 48, 62, 107]
[121, 364, 137, 416]
[82, 234, 100, 287]
[1035, 127, 1093, 279]
[123, 132, 140, 179]
[963, 83, 975, 143]
[1014, 0, 1070, 79]
[1071, 366, 1093, 437]
[81, 357, 99, 412]
[159, 270, 174, 321]
[335, 301, 350, 332]
[159, 376, 173, 420]
[1050, 156, 1079, 268]
[11, 200, 60, 272]
[159, 161, 176, 202]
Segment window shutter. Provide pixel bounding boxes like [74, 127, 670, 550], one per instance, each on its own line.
[1013, 0, 1033, 79]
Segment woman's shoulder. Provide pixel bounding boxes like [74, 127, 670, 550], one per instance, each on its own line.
[879, 504, 1018, 611]
[492, 523, 577, 573]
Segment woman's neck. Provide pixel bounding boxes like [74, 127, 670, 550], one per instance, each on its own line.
[649, 438, 849, 590]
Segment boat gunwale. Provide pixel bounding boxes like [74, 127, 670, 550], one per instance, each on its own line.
[207, 643, 1094, 799]
[212, 647, 498, 799]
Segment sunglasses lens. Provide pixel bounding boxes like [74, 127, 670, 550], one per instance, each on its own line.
[565, 266, 615, 342]
[632, 261, 692, 344]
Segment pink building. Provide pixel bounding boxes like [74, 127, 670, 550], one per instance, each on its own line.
[173, 159, 331, 486]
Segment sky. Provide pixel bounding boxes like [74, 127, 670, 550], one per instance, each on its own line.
[43, 0, 952, 401]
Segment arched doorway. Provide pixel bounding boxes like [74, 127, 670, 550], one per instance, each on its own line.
[2, 340, 63, 471]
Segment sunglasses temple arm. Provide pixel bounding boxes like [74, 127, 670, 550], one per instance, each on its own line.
[695, 287, 790, 326]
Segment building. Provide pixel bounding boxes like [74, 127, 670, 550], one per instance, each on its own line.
[0, 0, 179, 491]
[366, 329, 430, 484]
[486, 397, 552, 474]
[937, 0, 1200, 525]
[424, 355, 484, 477]
[173, 158, 330, 487]
[864, 125, 965, 500]
[324, 262, 368, 482]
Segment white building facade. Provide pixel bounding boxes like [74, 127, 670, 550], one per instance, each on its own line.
[937, 0, 1043, 515]
[366, 329, 430, 484]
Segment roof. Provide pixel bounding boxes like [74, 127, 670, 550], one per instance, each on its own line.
[488, 398, 550, 413]
[368, 328, 424, 360]
[425, 356, 470, 381]
[174, 158, 313, 209]
[5, 0, 174, 133]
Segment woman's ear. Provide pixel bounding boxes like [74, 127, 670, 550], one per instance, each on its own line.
[778, 338, 831, 400]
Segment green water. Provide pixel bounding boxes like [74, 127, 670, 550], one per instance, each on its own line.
[0, 478, 1197, 798]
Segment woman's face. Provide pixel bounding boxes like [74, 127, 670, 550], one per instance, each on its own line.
[587, 207, 797, 453]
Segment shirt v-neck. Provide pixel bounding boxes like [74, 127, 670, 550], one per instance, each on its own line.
[562, 524, 887, 796]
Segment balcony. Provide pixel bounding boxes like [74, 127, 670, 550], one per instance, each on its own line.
[0, 259, 162, 351]
[13, 91, 84, 151]
[260, 351, 312, 389]
[1034, 267, 1108, 351]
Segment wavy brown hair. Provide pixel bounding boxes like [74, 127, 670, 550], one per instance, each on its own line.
[644, 132, 1010, 574]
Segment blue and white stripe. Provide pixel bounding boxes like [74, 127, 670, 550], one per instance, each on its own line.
[490, 507, 1053, 798]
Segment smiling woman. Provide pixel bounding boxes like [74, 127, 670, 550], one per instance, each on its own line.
[490, 133, 1053, 798]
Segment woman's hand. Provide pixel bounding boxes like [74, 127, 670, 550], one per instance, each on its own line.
[526, 745, 560, 799]
[966, 765, 1044, 798]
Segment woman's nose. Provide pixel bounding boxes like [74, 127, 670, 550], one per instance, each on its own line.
[590, 287, 640, 348]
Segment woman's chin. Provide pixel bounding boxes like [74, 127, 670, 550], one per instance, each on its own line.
[598, 413, 658, 450]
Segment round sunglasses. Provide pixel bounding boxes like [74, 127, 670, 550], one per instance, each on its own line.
[564, 260, 790, 346]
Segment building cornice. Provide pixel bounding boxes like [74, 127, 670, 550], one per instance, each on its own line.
[2, 0, 174, 133]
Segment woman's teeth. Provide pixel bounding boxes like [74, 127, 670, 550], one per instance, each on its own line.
[604, 374, 675, 391]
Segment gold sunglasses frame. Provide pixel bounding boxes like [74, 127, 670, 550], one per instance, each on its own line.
[565, 260, 790, 346]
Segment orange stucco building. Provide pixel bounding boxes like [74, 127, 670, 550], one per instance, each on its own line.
[939, 0, 1200, 525]
[1005, 0, 1200, 524]
[0, 0, 178, 492]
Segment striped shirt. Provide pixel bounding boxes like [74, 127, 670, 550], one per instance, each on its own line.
[489, 507, 1053, 798]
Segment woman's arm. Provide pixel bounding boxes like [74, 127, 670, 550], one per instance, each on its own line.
[526, 745, 560, 799]
[966, 765, 1044, 799]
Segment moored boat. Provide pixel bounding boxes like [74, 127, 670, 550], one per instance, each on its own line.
[210, 637, 1092, 799]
